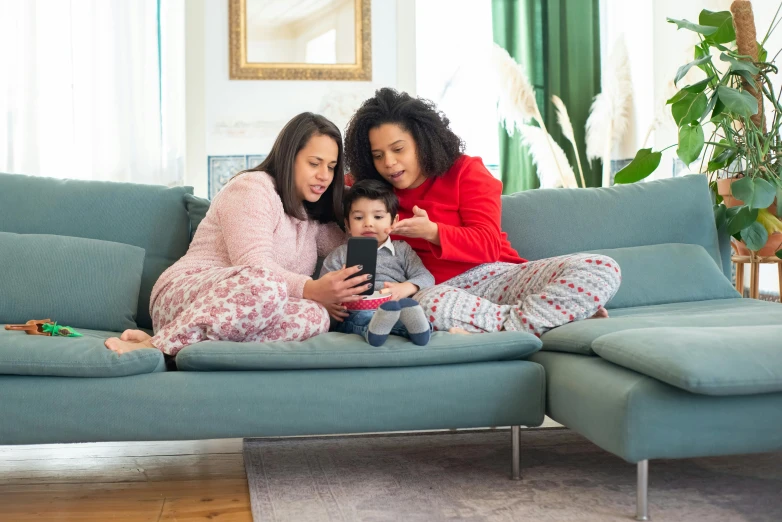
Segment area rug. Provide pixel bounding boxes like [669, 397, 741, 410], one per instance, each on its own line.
[243, 428, 782, 521]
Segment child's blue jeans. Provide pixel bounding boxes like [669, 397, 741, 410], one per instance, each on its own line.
[335, 310, 411, 339]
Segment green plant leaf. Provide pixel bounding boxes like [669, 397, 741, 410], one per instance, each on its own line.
[710, 180, 724, 204]
[711, 96, 726, 120]
[674, 55, 713, 85]
[714, 204, 727, 228]
[726, 205, 758, 236]
[740, 221, 768, 251]
[667, 17, 718, 36]
[683, 76, 714, 94]
[776, 249, 782, 260]
[720, 53, 760, 74]
[671, 92, 708, 126]
[667, 90, 688, 105]
[759, 43, 768, 63]
[700, 93, 718, 123]
[777, 187, 782, 217]
[731, 69, 758, 88]
[677, 124, 705, 164]
[731, 177, 777, 209]
[707, 147, 737, 172]
[716, 86, 759, 117]
[699, 10, 736, 44]
[613, 148, 662, 184]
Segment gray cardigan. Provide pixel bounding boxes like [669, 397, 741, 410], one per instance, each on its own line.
[319, 239, 435, 292]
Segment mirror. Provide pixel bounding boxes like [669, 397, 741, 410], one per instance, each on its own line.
[229, 0, 371, 80]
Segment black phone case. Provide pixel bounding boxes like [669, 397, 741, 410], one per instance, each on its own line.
[345, 237, 378, 296]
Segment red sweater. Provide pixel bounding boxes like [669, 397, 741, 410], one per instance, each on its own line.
[393, 155, 526, 283]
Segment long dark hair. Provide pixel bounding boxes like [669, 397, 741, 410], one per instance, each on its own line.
[241, 112, 345, 223]
[344, 88, 464, 183]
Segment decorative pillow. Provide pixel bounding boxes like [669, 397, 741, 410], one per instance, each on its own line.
[582, 243, 739, 309]
[184, 193, 211, 241]
[0, 232, 146, 332]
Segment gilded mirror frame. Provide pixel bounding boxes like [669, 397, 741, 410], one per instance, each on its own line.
[229, 0, 372, 80]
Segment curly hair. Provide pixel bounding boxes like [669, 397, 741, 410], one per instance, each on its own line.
[344, 88, 464, 183]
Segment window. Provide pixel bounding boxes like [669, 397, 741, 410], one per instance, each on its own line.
[0, 0, 184, 185]
[415, 0, 500, 174]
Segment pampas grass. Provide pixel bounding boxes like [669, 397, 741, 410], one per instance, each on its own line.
[517, 125, 579, 188]
[491, 44, 576, 188]
[552, 95, 586, 187]
[491, 44, 543, 128]
[586, 36, 633, 186]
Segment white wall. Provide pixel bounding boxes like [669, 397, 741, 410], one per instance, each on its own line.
[600, 0, 732, 178]
[184, 0, 416, 198]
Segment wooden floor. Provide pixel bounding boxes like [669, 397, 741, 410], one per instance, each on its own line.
[0, 439, 253, 522]
[0, 421, 562, 521]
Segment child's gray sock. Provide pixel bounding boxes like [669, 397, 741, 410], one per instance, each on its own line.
[398, 298, 431, 346]
[366, 301, 401, 347]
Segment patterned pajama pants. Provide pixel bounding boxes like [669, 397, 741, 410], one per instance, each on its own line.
[150, 266, 329, 356]
[414, 254, 621, 337]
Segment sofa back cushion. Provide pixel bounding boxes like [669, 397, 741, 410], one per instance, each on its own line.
[184, 193, 211, 241]
[583, 243, 738, 309]
[0, 232, 146, 331]
[501, 175, 724, 271]
[0, 173, 191, 329]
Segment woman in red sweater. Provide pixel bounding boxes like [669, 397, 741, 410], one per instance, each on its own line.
[344, 88, 621, 337]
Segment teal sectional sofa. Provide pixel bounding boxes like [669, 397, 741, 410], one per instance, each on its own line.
[501, 174, 782, 520]
[1, 172, 780, 520]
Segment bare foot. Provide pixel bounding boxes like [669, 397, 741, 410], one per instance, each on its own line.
[105, 337, 155, 355]
[448, 327, 473, 335]
[119, 329, 153, 343]
[589, 307, 609, 319]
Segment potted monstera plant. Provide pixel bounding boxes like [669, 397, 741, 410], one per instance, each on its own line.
[615, 2, 782, 257]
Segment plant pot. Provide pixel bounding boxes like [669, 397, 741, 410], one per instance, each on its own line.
[716, 177, 782, 256]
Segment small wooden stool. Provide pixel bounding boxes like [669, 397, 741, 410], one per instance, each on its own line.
[731, 248, 782, 299]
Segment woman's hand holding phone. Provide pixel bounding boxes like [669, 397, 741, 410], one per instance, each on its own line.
[303, 265, 372, 306]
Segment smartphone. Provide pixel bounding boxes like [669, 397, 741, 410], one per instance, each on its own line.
[345, 237, 378, 296]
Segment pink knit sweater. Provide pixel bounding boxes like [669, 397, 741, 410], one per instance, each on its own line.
[150, 171, 346, 310]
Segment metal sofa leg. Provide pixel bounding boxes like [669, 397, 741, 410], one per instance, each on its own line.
[636, 460, 649, 520]
[511, 425, 521, 480]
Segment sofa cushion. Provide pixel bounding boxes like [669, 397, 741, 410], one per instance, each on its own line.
[0, 232, 146, 332]
[592, 326, 782, 396]
[0, 172, 192, 329]
[184, 193, 210, 241]
[583, 243, 739, 309]
[501, 175, 724, 271]
[174, 331, 542, 371]
[541, 298, 782, 355]
[0, 327, 165, 377]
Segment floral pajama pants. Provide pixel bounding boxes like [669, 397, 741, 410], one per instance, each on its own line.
[414, 254, 622, 337]
[150, 266, 329, 356]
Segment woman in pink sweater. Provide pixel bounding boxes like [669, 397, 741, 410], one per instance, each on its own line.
[105, 113, 371, 356]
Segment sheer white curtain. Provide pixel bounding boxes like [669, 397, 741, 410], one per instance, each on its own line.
[0, 0, 184, 185]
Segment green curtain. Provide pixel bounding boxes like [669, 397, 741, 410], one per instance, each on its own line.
[492, 0, 602, 192]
